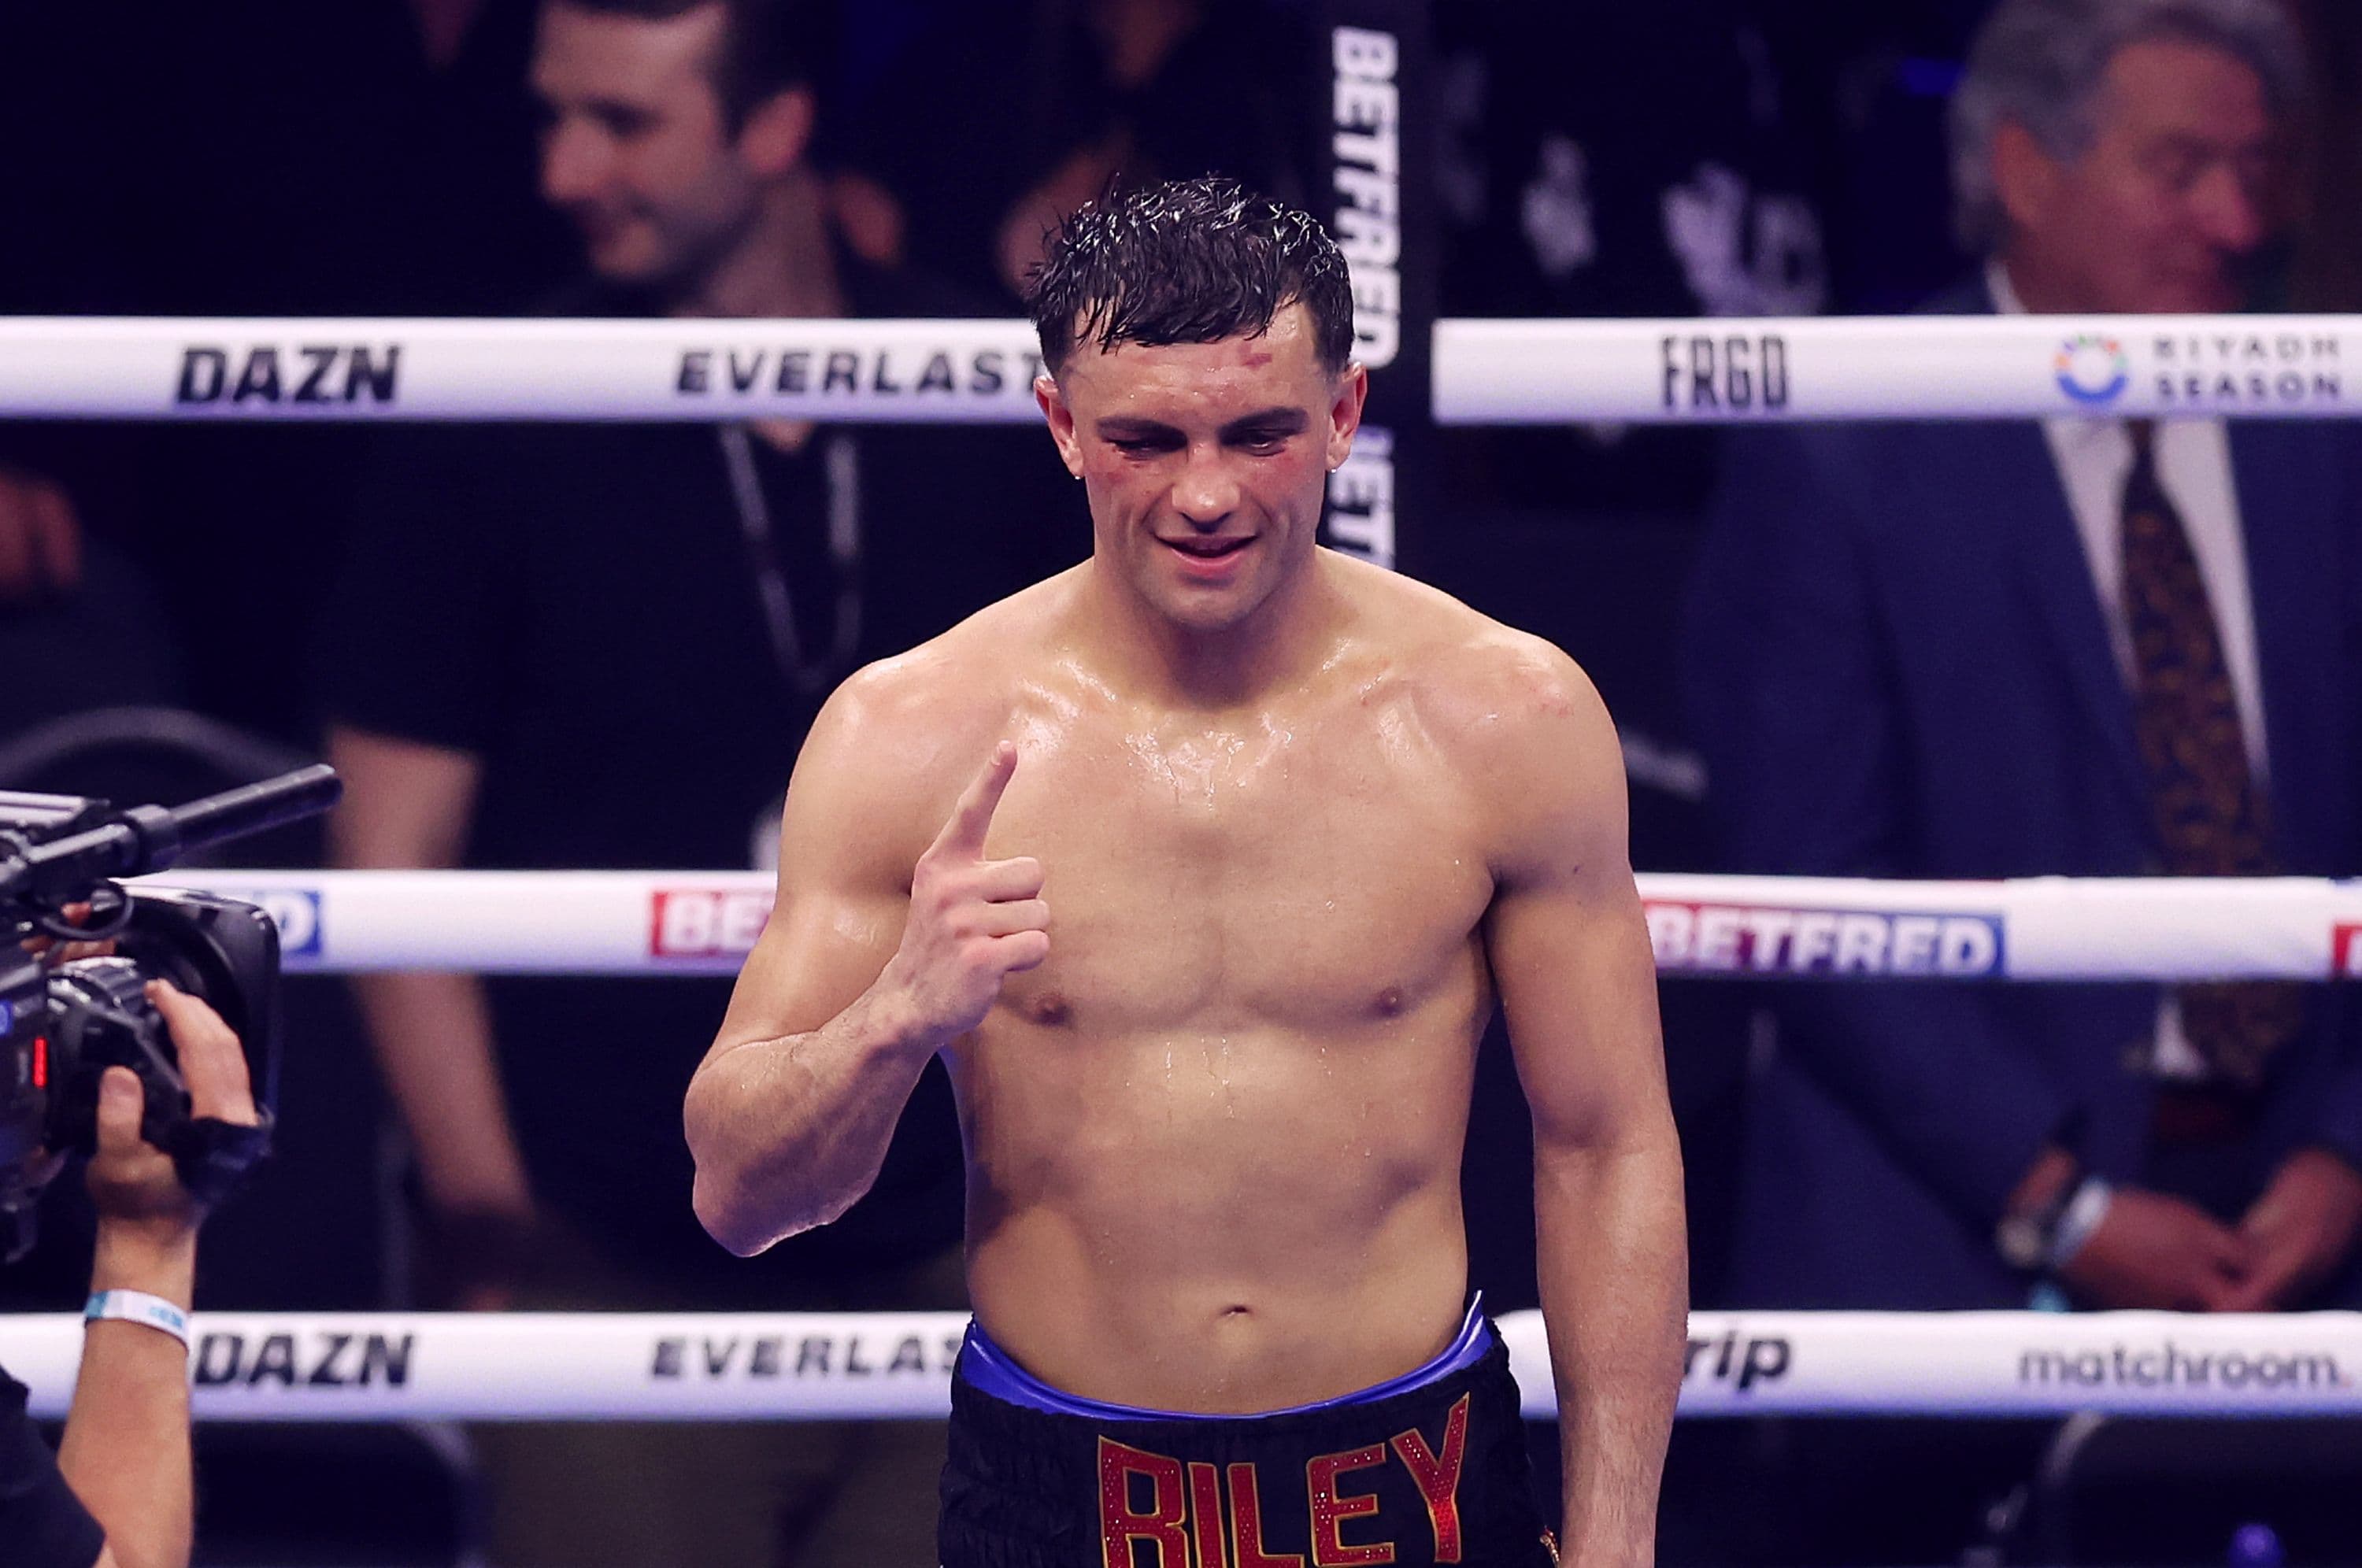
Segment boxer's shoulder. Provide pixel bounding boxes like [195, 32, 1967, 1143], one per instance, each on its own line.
[822, 574, 1077, 744]
[1330, 554, 1607, 756]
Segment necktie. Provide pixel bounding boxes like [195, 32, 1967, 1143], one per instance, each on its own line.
[2120, 420, 2301, 1086]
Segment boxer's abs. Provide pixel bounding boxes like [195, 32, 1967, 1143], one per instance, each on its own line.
[936, 667, 1505, 1411]
[946, 892, 1495, 1410]
[954, 1006, 1486, 1412]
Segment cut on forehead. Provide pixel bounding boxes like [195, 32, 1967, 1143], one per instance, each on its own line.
[1052, 302, 1340, 407]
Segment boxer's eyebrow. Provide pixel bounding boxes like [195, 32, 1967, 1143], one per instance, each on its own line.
[1095, 416, 1183, 441]
[1218, 408, 1309, 442]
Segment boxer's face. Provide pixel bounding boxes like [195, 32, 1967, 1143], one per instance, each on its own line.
[1038, 304, 1367, 636]
[531, 2, 807, 294]
[1999, 38, 2282, 314]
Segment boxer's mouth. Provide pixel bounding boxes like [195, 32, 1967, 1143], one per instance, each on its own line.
[1163, 536, 1253, 559]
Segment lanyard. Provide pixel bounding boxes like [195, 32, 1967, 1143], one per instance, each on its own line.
[716, 423, 864, 696]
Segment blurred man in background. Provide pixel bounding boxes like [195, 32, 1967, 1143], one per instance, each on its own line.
[322, 0, 1066, 1562]
[1683, 0, 2362, 1554]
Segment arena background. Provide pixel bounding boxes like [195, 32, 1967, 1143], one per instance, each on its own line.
[5, 1, 2362, 1564]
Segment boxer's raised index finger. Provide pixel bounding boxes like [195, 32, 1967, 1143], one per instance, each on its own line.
[931, 742, 1018, 859]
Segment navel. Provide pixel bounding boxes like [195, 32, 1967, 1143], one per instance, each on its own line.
[1374, 986, 1406, 1018]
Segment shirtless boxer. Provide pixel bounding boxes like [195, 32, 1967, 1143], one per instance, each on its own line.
[685, 178, 1686, 1568]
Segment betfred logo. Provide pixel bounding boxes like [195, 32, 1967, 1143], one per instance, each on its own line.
[650, 889, 774, 959]
[1647, 902, 2004, 977]
[2335, 924, 2362, 979]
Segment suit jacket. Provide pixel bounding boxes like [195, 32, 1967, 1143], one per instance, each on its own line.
[1679, 290, 2362, 1307]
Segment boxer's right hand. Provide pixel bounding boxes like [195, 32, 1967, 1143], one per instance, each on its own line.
[883, 742, 1050, 1041]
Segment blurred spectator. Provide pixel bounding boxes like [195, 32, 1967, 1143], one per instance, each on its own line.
[1680, 3, 2362, 1555]
[319, 1, 1069, 1563]
[0, 1, 573, 745]
[1687, 0, 2362, 1315]
[835, 0, 1307, 306]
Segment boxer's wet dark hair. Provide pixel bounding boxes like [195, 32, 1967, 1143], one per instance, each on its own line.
[1027, 178, 1355, 378]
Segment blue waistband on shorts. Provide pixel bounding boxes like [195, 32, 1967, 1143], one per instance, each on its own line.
[958, 1293, 1494, 1422]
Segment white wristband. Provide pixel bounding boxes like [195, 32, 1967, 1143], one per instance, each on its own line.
[2047, 1177, 2116, 1271]
[84, 1289, 192, 1352]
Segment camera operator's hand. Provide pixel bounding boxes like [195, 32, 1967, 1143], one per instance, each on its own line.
[87, 982, 261, 1265]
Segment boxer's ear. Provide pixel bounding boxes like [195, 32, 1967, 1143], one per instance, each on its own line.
[1036, 372, 1083, 479]
[1325, 363, 1369, 472]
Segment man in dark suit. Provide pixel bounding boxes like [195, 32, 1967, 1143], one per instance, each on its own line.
[1683, 0, 2362, 1315]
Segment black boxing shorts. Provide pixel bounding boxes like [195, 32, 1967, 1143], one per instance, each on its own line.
[939, 1296, 1557, 1568]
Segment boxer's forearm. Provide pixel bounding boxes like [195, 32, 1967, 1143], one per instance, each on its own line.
[1533, 1126, 1687, 1567]
[687, 982, 939, 1256]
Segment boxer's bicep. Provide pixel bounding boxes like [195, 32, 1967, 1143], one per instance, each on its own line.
[709, 675, 933, 1062]
[1482, 657, 1670, 1154]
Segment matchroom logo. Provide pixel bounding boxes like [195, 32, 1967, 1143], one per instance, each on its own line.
[2335, 923, 2362, 979]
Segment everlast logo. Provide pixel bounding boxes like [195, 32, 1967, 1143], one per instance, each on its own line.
[193, 1330, 414, 1389]
[176, 346, 401, 405]
[1684, 1328, 1790, 1393]
[1659, 333, 1789, 412]
[674, 346, 1039, 399]
[1098, 1396, 1470, 1567]
[650, 1331, 962, 1380]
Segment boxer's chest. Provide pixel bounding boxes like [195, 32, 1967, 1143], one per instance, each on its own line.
[983, 706, 1496, 1033]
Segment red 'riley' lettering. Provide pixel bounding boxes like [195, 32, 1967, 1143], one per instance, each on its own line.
[1094, 1421, 1476, 1566]
[1306, 1445, 1394, 1566]
[1390, 1395, 1471, 1562]
[1229, 1463, 1302, 1568]
[1100, 1439, 1187, 1568]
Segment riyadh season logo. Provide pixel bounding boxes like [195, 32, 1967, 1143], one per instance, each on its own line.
[2056, 334, 2131, 406]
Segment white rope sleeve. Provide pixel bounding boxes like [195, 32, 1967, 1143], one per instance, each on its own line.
[137, 870, 2362, 981]
[2, 316, 2354, 424]
[1432, 316, 2362, 424]
[1, 1309, 2355, 1421]
[0, 318, 1049, 423]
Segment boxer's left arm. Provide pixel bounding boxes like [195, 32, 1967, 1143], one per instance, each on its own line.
[1476, 644, 1686, 1568]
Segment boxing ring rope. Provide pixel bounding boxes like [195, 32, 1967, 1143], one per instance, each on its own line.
[10, 312, 2360, 1429]
[0, 315, 2353, 423]
[3, 1309, 2359, 1422]
[133, 869, 2362, 982]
